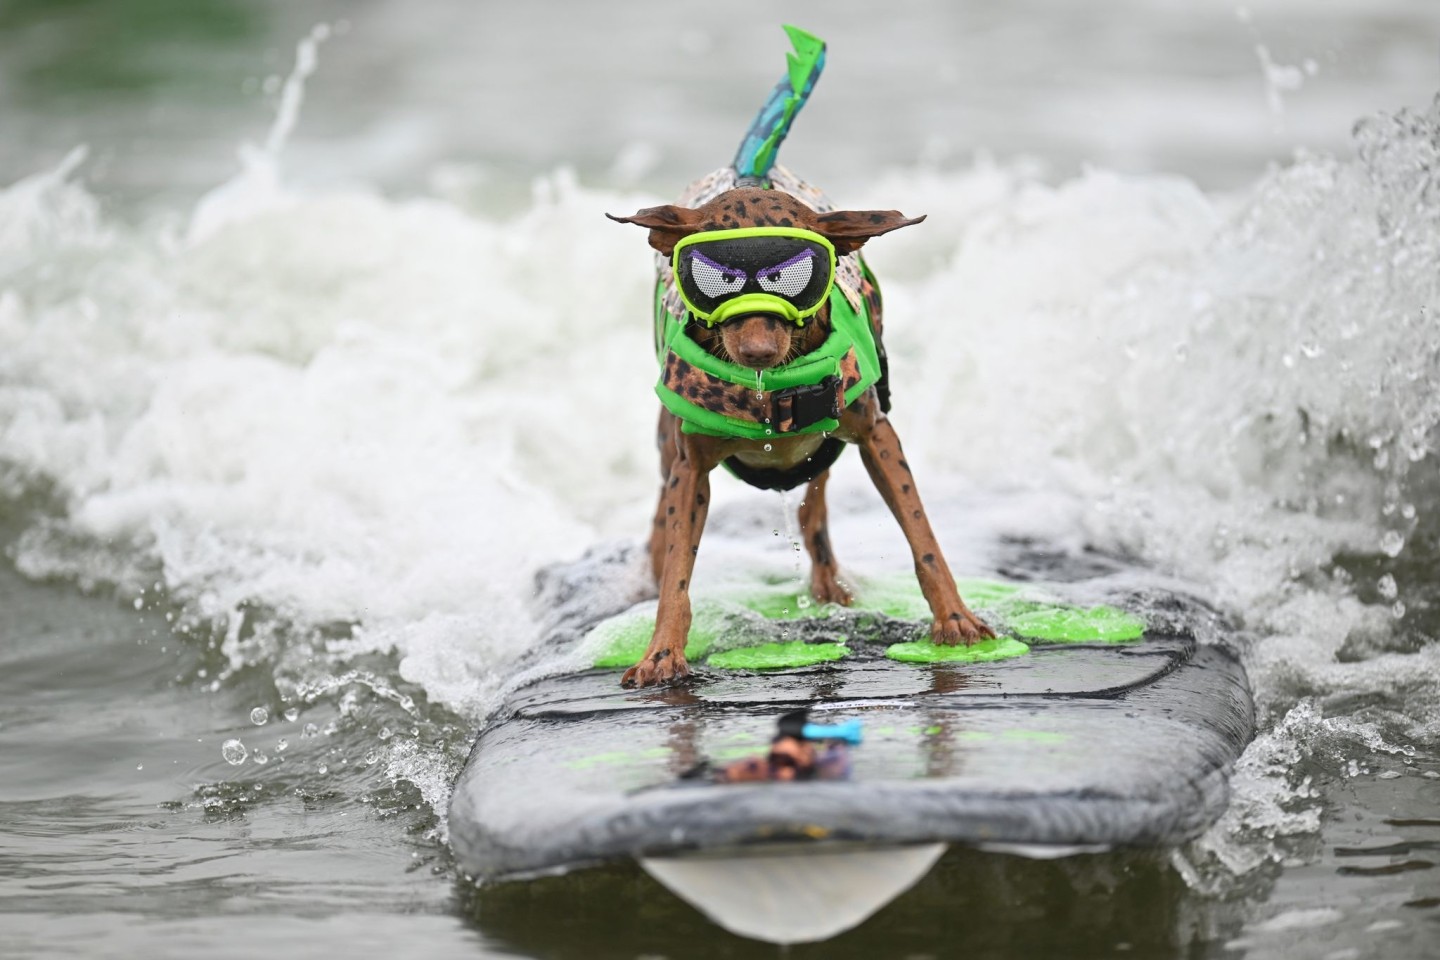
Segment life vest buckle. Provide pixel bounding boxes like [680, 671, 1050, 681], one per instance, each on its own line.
[771, 375, 842, 433]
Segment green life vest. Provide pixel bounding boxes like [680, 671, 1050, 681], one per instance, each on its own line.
[653, 281, 881, 440]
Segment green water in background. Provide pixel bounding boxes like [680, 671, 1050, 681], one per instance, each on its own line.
[0, 0, 258, 100]
[4, 0, 1439, 203]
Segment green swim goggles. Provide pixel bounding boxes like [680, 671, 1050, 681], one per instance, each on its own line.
[672, 226, 837, 327]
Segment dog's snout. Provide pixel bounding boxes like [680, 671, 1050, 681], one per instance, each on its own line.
[722, 314, 793, 370]
[734, 341, 783, 367]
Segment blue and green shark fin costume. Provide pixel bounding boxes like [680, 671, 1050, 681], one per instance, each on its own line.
[732, 24, 827, 184]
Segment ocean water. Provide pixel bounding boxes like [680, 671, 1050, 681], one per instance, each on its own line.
[2, 1, 1439, 957]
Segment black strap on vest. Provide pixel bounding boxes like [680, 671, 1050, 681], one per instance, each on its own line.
[722, 437, 846, 492]
[771, 375, 842, 434]
[875, 341, 892, 414]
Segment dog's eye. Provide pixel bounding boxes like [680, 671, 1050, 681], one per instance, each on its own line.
[689, 253, 747, 299]
[756, 250, 815, 297]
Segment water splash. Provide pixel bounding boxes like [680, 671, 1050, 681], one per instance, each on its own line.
[188, 23, 331, 245]
[1255, 44, 1316, 121]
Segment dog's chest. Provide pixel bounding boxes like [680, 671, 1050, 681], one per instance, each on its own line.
[724, 432, 830, 472]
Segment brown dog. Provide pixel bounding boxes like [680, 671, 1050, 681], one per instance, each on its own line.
[610, 172, 993, 688]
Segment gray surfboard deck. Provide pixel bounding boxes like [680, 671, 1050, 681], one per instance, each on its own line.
[449, 618, 1254, 883]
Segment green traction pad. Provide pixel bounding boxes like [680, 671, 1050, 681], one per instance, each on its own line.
[587, 575, 1146, 670]
[1002, 602, 1145, 643]
[885, 636, 1031, 664]
[706, 641, 849, 670]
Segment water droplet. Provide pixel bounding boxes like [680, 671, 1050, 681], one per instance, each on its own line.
[275, 738, 289, 753]
[797, 595, 811, 609]
[250, 707, 269, 726]
[763, 443, 772, 452]
[1377, 574, 1398, 600]
[1380, 530, 1405, 557]
[283, 707, 299, 722]
[132, 597, 143, 610]
[301, 723, 319, 739]
[378, 727, 393, 741]
[136, 763, 144, 771]
[317, 762, 329, 775]
[1401, 503, 1416, 519]
[364, 750, 380, 766]
[1391, 600, 1406, 620]
[222, 739, 248, 765]
[252, 750, 269, 765]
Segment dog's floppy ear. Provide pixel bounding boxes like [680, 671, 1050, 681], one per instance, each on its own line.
[606, 205, 705, 256]
[813, 210, 926, 255]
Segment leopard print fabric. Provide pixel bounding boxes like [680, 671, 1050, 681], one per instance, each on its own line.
[660, 345, 865, 433]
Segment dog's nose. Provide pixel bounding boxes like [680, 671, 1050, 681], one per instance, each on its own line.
[735, 343, 784, 367]
[727, 313, 791, 368]
[733, 347, 787, 369]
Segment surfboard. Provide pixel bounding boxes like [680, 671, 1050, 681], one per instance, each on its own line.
[449, 566, 1255, 920]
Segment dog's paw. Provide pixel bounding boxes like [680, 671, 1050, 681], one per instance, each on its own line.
[930, 611, 996, 646]
[621, 647, 692, 688]
[810, 568, 855, 607]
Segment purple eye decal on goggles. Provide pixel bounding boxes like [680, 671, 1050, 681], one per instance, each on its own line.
[688, 250, 748, 299]
[755, 248, 817, 297]
[673, 229, 836, 324]
[686, 248, 818, 301]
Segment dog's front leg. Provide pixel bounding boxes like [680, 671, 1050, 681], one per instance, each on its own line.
[623, 436, 719, 688]
[647, 411, 681, 588]
[847, 411, 994, 646]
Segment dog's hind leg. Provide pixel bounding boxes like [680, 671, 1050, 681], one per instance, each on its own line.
[798, 470, 854, 606]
